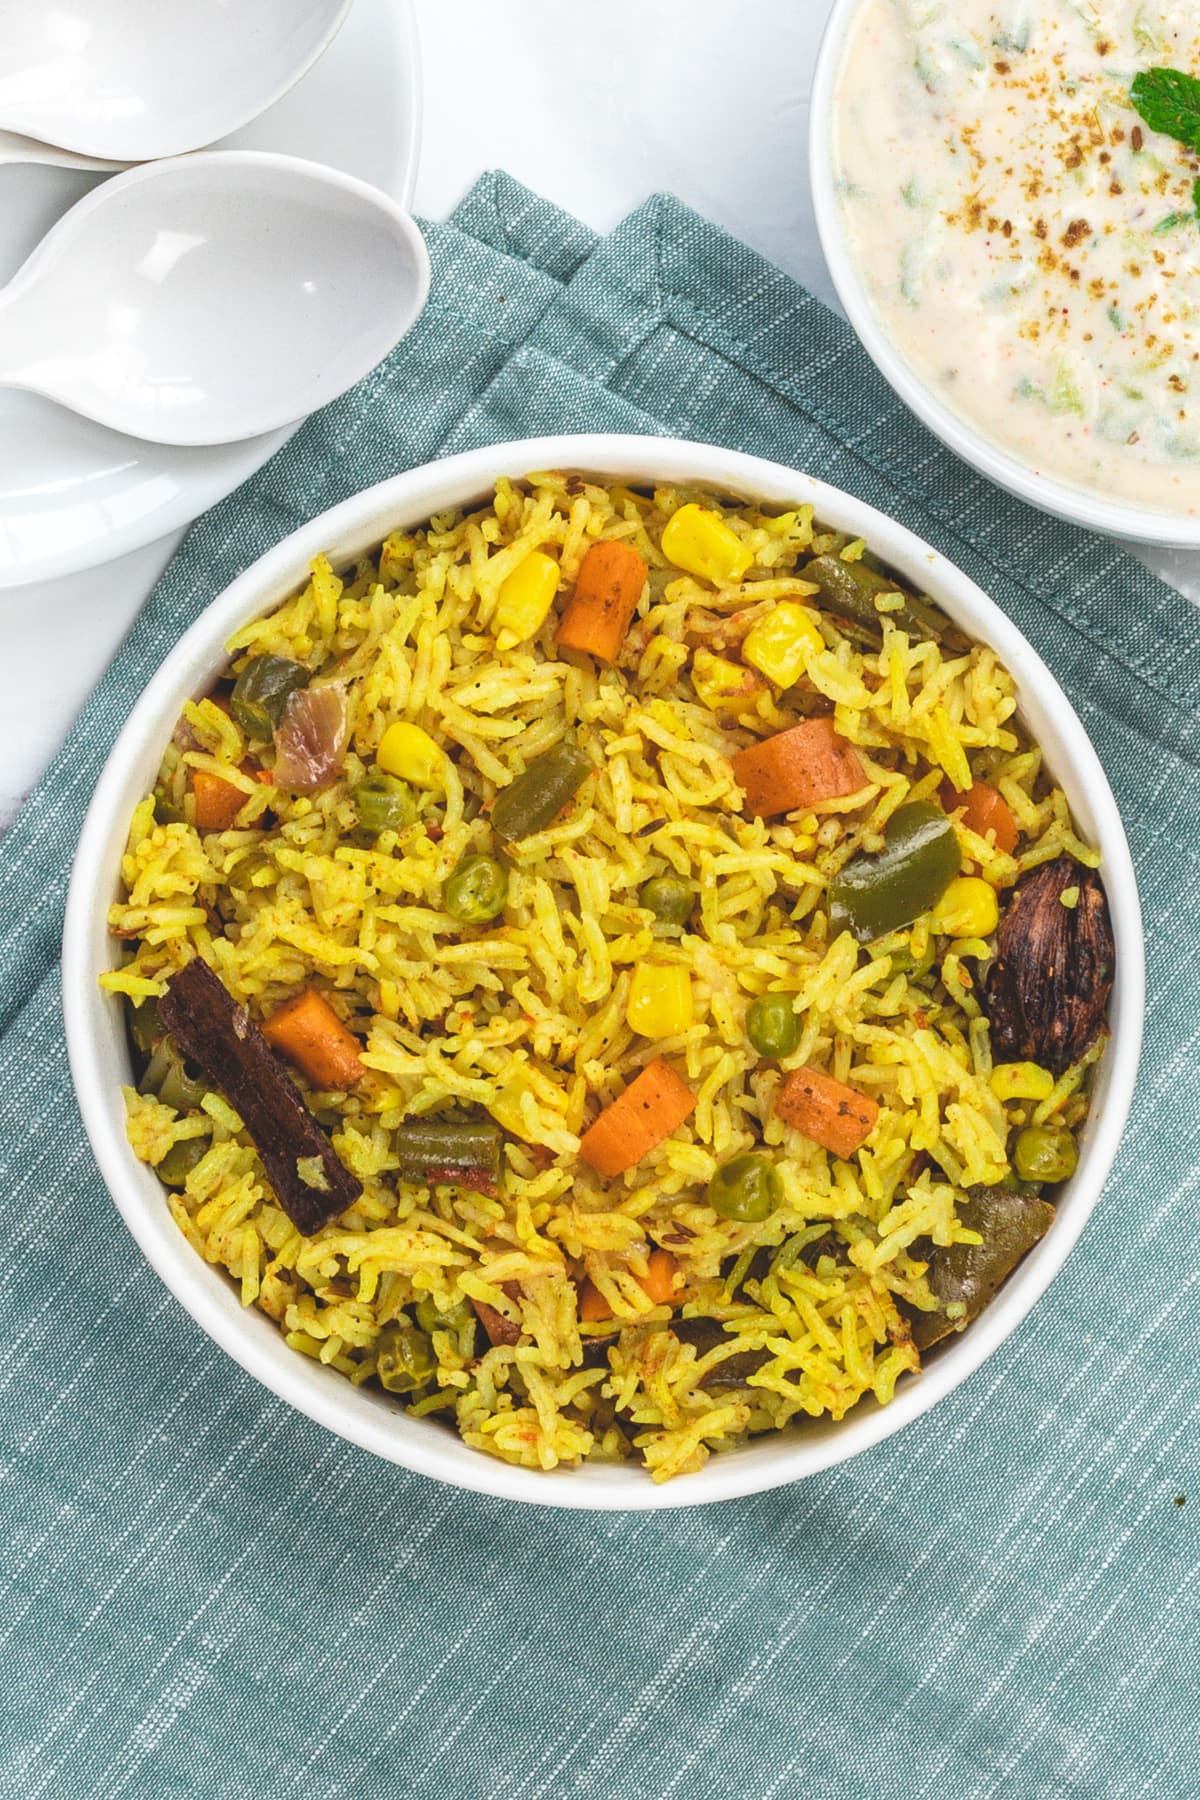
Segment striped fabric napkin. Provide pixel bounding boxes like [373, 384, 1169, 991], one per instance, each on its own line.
[1, 173, 1197, 1799]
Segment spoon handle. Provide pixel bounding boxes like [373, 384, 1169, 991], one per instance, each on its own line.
[0, 129, 129, 173]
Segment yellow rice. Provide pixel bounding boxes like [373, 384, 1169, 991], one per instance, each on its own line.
[103, 474, 1100, 1483]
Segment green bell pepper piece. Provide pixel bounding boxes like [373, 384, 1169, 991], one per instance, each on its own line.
[909, 1188, 1056, 1350]
[828, 801, 961, 944]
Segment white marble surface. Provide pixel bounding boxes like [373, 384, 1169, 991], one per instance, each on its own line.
[1, 0, 1197, 831]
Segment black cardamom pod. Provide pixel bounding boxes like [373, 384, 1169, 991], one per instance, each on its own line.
[983, 856, 1115, 1076]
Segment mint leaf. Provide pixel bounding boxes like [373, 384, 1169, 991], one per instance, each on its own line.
[1131, 67, 1200, 153]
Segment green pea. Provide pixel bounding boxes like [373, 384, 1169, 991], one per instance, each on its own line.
[415, 1295, 472, 1337]
[706, 1154, 782, 1223]
[639, 875, 695, 927]
[443, 853, 508, 925]
[230, 655, 310, 741]
[354, 772, 417, 838]
[1012, 1126, 1078, 1185]
[156, 1134, 210, 1189]
[375, 1321, 436, 1394]
[746, 992, 800, 1059]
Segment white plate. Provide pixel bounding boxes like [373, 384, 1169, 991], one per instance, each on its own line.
[0, 0, 421, 590]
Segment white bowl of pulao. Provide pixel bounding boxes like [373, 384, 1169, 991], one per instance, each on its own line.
[62, 434, 1143, 1509]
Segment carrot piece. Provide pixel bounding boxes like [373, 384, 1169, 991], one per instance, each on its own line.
[730, 717, 866, 818]
[941, 779, 1019, 855]
[262, 988, 364, 1090]
[640, 1248, 679, 1304]
[775, 1065, 879, 1160]
[578, 1280, 612, 1323]
[555, 540, 649, 663]
[578, 1249, 679, 1323]
[191, 768, 250, 831]
[578, 1058, 696, 1177]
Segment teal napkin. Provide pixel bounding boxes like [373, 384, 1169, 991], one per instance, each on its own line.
[2, 173, 1197, 1800]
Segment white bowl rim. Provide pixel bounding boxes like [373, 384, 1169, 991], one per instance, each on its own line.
[809, 0, 1200, 549]
[61, 431, 1145, 1511]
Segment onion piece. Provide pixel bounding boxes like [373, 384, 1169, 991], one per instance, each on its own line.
[272, 682, 349, 792]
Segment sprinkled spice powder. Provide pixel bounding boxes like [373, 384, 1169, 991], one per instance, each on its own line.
[833, 2, 1200, 516]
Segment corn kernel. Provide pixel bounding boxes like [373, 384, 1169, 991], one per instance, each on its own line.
[990, 1061, 1056, 1102]
[661, 503, 754, 585]
[741, 603, 825, 688]
[691, 649, 765, 715]
[494, 550, 561, 650]
[626, 965, 693, 1038]
[377, 721, 444, 789]
[930, 875, 1000, 939]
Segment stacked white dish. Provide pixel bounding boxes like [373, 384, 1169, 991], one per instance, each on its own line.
[0, 0, 423, 590]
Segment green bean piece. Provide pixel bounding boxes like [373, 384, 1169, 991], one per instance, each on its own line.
[443, 853, 508, 924]
[128, 995, 163, 1056]
[883, 931, 937, 980]
[869, 924, 937, 981]
[156, 1134, 210, 1189]
[414, 1295, 473, 1337]
[706, 1153, 782, 1223]
[746, 992, 801, 1060]
[230, 655, 310, 741]
[158, 1055, 211, 1114]
[639, 875, 695, 927]
[354, 772, 417, 838]
[1012, 1126, 1078, 1185]
[393, 1116, 502, 1194]
[827, 802, 961, 945]
[375, 1321, 436, 1394]
[806, 555, 948, 642]
[491, 742, 592, 842]
[139, 1037, 173, 1097]
[139, 1037, 210, 1112]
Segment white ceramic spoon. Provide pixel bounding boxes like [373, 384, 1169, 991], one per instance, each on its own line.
[0, 0, 352, 164]
[0, 152, 430, 447]
[0, 129, 127, 174]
